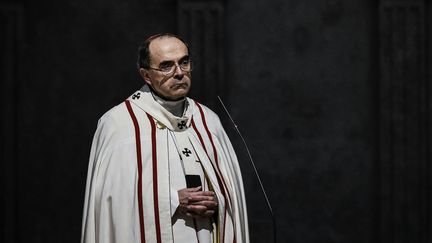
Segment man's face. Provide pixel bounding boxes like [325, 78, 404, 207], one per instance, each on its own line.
[140, 37, 192, 101]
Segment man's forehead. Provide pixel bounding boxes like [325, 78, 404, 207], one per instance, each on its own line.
[149, 37, 188, 62]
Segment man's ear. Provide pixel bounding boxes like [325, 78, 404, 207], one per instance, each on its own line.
[139, 68, 152, 86]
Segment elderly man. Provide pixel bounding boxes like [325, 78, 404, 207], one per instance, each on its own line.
[81, 33, 249, 243]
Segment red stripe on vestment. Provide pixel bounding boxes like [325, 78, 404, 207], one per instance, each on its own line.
[191, 119, 208, 154]
[192, 117, 228, 242]
[125, 100, 146, 243]
[194, 103, 219, 165]
[194, 102, 233, 204]
[145, 113, 162, 243]
[193, 101, 236, 243]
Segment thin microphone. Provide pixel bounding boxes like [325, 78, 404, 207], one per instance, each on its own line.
[217, 96, 277, 243]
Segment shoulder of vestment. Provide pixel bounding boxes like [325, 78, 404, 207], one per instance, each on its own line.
[95, 102, 135, 144]
[191, 100, 225, 135]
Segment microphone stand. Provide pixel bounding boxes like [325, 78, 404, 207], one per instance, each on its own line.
[217, 96, 277, 243]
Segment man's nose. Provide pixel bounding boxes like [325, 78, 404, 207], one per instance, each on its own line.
[174, 63, 185, 74]
[173, 64, 184, 79]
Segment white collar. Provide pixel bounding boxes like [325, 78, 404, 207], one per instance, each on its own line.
[128, 85, 195, 131]
[150, 90, 186, 117]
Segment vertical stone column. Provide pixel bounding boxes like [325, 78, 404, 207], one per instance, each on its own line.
[0, 4, 22, 243]
[379, 0, 430, 242]
[177, 0, 225, 108]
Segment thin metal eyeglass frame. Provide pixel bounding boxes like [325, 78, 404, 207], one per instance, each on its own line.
[147, 61, 193, 76]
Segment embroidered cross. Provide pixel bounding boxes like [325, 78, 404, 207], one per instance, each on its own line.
[132, 93, 141, 99]
[182, 148, 192, 157]
[177, 121, 187, 129]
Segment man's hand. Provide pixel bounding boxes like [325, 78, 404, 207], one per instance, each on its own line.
[177, 187, 218, 218]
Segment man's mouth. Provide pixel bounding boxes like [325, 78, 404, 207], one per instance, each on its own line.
[172, 83, 188, 89]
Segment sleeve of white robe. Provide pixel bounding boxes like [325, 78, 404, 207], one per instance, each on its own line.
[202, 108, 250, 243]
[81, 117, 110, 243]
[81, 110, 139, 243]
[217, 122, 250, 243]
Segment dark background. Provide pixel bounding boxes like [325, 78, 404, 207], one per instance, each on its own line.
[1, 0, 431, 242]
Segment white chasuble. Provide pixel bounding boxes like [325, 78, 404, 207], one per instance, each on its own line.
[81, 85, 249, 243]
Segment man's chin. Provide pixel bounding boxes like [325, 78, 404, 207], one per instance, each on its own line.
[163, 89, 189, 101]
[172, 86, 190, 96]
[172, 91, 188, 100]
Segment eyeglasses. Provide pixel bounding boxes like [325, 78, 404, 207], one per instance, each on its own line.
[147, 58, 193, 76]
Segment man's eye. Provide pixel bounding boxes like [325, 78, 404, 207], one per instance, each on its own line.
[180, 59, 190, 65]
[160, 63, 174, 70]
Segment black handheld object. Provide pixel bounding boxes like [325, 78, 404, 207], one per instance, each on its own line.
[186, 175, 202, 189]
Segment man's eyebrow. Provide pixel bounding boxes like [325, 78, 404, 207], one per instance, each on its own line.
[180, 55, 189, 59]
[159, 60, 174, 66]
[158, 55, 190, 66]
[179, 55, 190, 61]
